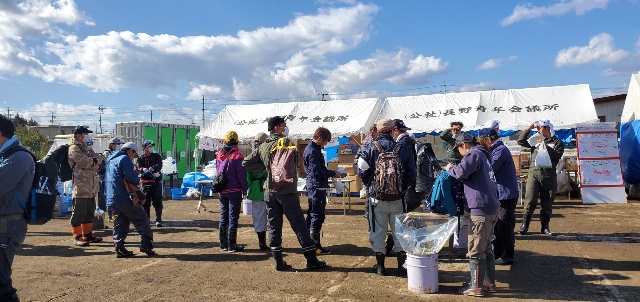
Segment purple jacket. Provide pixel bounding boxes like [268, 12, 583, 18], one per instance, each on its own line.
[490, 140, 520, 200]
[215, 147, 248, 194]
[448, 145, 499, 216]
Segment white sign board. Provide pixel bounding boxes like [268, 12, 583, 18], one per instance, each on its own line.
[575, 122, 626, 204]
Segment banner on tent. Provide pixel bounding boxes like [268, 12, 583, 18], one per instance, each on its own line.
[199, 137, 225, 151]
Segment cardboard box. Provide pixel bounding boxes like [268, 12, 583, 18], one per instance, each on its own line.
[327, 162, 340, 171]
[338, 153, 355, 163]
[345, 175, 362, 193]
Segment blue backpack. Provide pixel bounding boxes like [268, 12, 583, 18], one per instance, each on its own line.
[429, 170, 458, 216]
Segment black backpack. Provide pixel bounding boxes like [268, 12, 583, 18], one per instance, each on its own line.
[415, 142, 442, 194]
[47, 144, 73, 182]
[3, 146, 57, 225]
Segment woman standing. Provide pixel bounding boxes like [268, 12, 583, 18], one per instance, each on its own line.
[216, 131, 248, 252]
[247, 132, 269, 250]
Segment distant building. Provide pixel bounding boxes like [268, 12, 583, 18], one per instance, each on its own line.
[593, 93, 626, 129]
[28, 125, 77, 142]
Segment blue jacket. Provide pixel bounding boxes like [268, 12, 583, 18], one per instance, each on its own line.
[448, 145, 499, 216]
[0, 139, 35, 216]
[105, 151, 140, 206]
[490, 140, 520, 200]
[303, 141, 335, 190]
[358, 133, 417, 197]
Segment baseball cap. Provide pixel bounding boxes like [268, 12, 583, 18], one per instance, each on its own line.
[142, 140, 155, 148]
[478, 128, 499, 139]
[254, 132, 268, 143]
[376, 119, 395, 132]
[73, 125, 93, 134]
[394, 119, 411, 131]
[122, 142, 138, 153]
[109, 137, 122, 144]
[483, 119, 500, 129]
[455, 132, 476, 144]
[225, 131, 239, 142]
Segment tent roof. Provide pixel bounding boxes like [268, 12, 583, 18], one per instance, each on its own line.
[621, 73, 640, 123]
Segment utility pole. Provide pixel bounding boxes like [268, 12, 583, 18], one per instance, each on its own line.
[150, 110, 153, 122]
[49, 113, 55, 125]
[202, 96, 205, 129]
[443, 81, 447, 94]
[6, 107, 10, 118]
[98, 105, 104, 133]
[319, 92, 328, 101]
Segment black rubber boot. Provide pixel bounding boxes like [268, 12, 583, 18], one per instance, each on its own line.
[115, 245, 135, 258]
[155, 206, 163, 227]
[397, 252, 407, 276]
[219, 226, 229, 251]
[227, 227, 245, 252]
[272, 249, 291, 271]
[310, 229, 331, 255]
[304, 249, 327, 270]
[519, 214, 531, 235]
[257, 231, 268, 250]
[540, 212, 553, 235]
[373, 252, 386, 276]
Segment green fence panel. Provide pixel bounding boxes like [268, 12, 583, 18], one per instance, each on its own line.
[160, 127, 173, 159]
[144, 126, 157, 146]
[175, 128, 187, 178]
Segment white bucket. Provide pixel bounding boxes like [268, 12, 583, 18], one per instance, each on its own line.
[242, 199, 252, 216]
[406, 253, 439, 294]
[453, 225, 468, 248]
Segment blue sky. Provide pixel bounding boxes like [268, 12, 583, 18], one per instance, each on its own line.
[1, 0, 639, 133]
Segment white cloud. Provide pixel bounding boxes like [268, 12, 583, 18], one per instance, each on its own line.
[555, 33, 629, 67]
[186, 85, 222, 101]
[453, 82, 505, 93]
[475, 55, 517, 71]
[501, 0, 609, 26]
[0, 0, 91, 76]
[156, 94, 170, 101]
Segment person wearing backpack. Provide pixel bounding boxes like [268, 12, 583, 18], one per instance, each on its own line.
[242, 116, 327, 271]
[215, 131, 248, 252]
[517, 120, 564, 236]
[358, 118, 416, 276]
[246, 132, 269, 250]
[0, 115, 33, 302]
[68, 125, 104, 247]
[105, 142, 156, 258]
[355, 124, 377, 219]
[477, 128, 519, 266]
[303, 127, 343, 255]
[445, 132, 500, 297]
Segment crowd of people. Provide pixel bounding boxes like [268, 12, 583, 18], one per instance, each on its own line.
[0, 112, 566, 300]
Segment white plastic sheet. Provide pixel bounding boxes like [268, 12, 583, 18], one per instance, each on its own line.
[395, 212, 459, 255]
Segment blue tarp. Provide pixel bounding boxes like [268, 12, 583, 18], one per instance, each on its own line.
[182, 172, 213, 189]
[323, 136, 351, 163]
[417, 129, 574, 146]
[620, 120, 640, 184]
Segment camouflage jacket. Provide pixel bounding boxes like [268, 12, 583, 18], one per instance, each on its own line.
[68, 137, 103, 198]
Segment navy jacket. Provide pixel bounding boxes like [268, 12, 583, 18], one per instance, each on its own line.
[490, 140, 520, 200]
[357, 133, 417, 197]
[105, 151, 140, 206]
[303, 141, 335, 190]
[0, 139, 35, 216]
[448, 145, 499, 216]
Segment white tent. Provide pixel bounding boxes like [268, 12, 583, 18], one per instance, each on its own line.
[378, 84, 598, 132]
[621, 73, 640, 123]
[198, 98, 381, 141]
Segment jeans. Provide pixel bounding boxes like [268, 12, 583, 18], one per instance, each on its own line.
[305, 188, 327, 231]
[220, 191, 242, 229]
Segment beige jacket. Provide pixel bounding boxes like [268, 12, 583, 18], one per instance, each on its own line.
[68, 137, 104, 198]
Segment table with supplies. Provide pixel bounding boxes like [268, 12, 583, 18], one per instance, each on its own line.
[194, 180, 214, 213]
[327, 178, 354, 215]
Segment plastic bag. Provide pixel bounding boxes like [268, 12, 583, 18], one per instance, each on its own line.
[334, 180, 344, 194]
[394, 213, 459, 255]
[535, 143, 552, 168]
[185, 187, 201, 198]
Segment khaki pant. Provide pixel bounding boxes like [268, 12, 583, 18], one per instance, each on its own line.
[467, 214, 498, 260]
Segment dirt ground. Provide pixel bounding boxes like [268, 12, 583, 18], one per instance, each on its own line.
[13, 194, 640, 302]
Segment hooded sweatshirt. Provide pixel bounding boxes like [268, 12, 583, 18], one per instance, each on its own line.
[215, 146, 247, 194]
[448, 145, 499, 216]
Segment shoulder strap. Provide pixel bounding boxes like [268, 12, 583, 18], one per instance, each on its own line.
[373, 141, 383, 153]
[221, 149, 236, 173]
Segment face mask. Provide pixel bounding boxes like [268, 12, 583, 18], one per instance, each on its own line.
[282, 126, 290, 137]
[115, 144, 122, 151]
[148, 147, 154, 153]
[82, 135, 91, 143]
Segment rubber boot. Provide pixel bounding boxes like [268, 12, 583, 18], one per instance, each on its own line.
[257, 231, 268, 250]
[72, 226, 89, 246]
[310, 229, 331, 255]
[483, 257, 497, 293]
[373, 252, 386, 276]
[460, 259, 485, 296]
[519, 213, 531, 235]
[540, 212, 552, 235]
[219, 226, 229, 251]
[115, 245, 135, 258]
[155, 206, 163, 227]
[397, 251, 407, 276]
[304, 248, 327, 270]
[81, 223, 103, 243]
[272, 249, 291, 271]
[227, 227, 245, 252]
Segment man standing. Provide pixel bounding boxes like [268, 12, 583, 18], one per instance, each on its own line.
[393, 119, 419, 212]
[243, 116, 326, 271]
[358, 118, 416, 276]
[440, 121, 464, 164]
[477, 128, 519, 265]
[103, 137, 122, 159]
[137, 140, 164, 227]
[304, 127, 342, 255]
[105, 142, 156, 257]
[0, 115, 33, 301]
[68, 125, 104, 246]
[101, 137, 122, 221]
[517, 120, 564, 235]
[445, 132, 500, 297]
